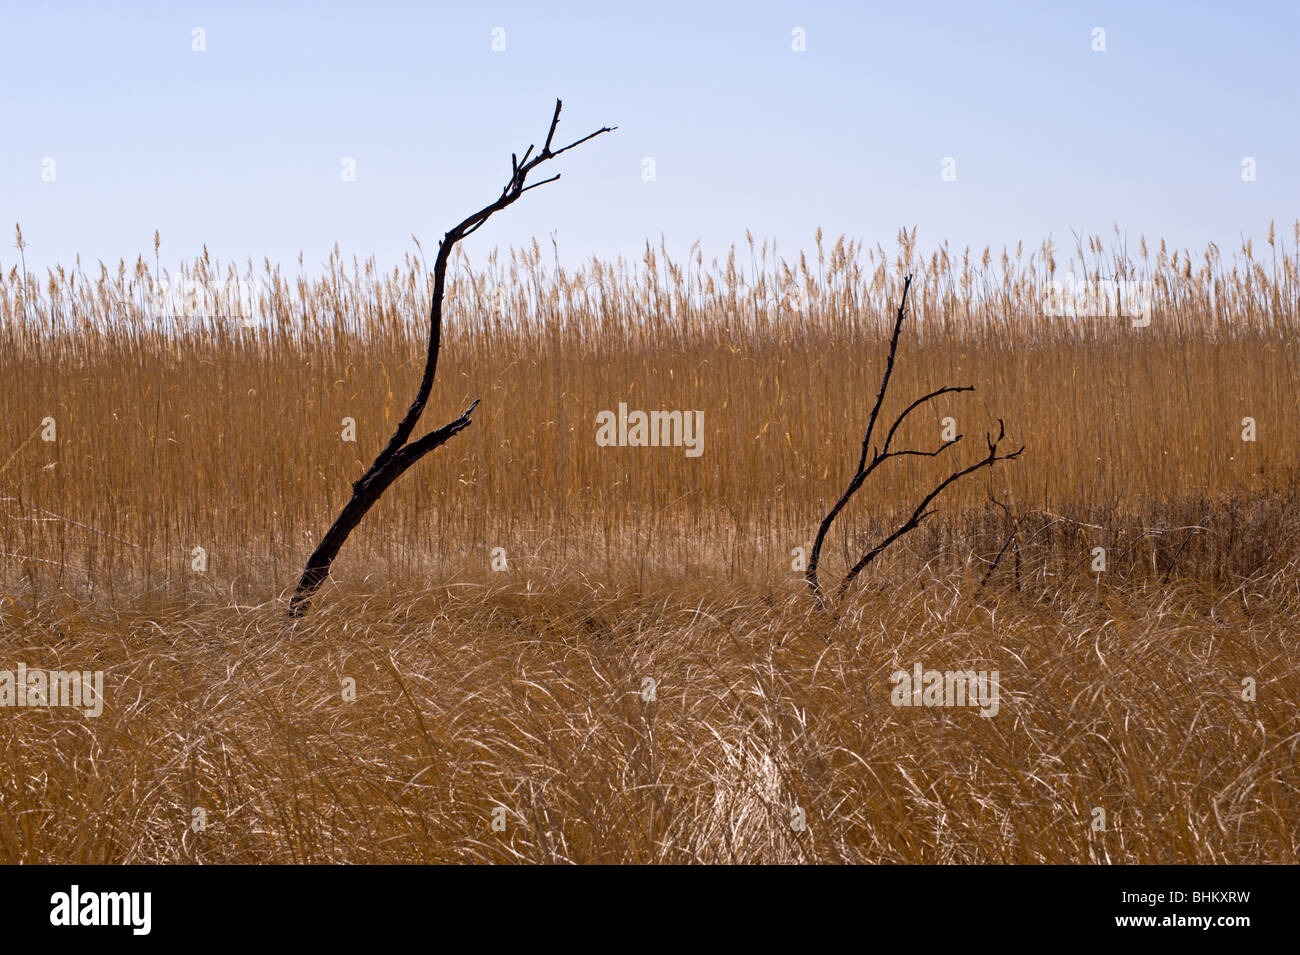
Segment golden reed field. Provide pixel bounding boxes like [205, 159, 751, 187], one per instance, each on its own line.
[2, 224, 1298, 863]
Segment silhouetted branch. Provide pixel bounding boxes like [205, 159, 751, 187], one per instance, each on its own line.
[834, 420, 1023, 601]
[288, 101, 614, 617]
[805, 274, 1025, 607]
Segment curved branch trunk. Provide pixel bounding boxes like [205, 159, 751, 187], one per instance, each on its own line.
[287, 100, 613, 618]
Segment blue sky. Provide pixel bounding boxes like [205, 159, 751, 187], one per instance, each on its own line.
[2, 0, 1296, 276]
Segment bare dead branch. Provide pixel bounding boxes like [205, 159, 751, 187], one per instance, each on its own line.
[854, 275, 913, 474]
[878, 385, 973, 457]
[288, 102, 614, 618]
[805, 274, 1025, 607]
[833, 420, 1024, 601]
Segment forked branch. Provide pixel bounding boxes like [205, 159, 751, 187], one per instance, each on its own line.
[805, 274, 1024, 606]
[288, 101, 615, 617]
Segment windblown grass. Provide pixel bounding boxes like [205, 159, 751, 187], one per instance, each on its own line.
[2, 565, 1296, 864]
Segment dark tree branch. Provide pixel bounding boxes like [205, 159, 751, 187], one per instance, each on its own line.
[391, 399, 480, 470]
[878, 385, 973, 457]
[833, 420, 1024, 601]
[804, 274, 1025, 607]
[288, 101, 614, 618]
[879, 437, 963, 462]
[854, 275, 913, 474]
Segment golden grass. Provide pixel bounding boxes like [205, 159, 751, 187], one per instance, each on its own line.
[1, 225, 1298, 862]
[3, 568, 1296, 863]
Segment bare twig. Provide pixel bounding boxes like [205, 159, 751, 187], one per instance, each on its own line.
[834, 420, 1024, 601]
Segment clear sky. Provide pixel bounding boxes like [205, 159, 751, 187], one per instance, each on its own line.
[2, 0, 1296, 276]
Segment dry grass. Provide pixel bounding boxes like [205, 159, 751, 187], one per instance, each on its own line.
[1, 224, 1298, 863]
[3, 568, 1296, 863]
